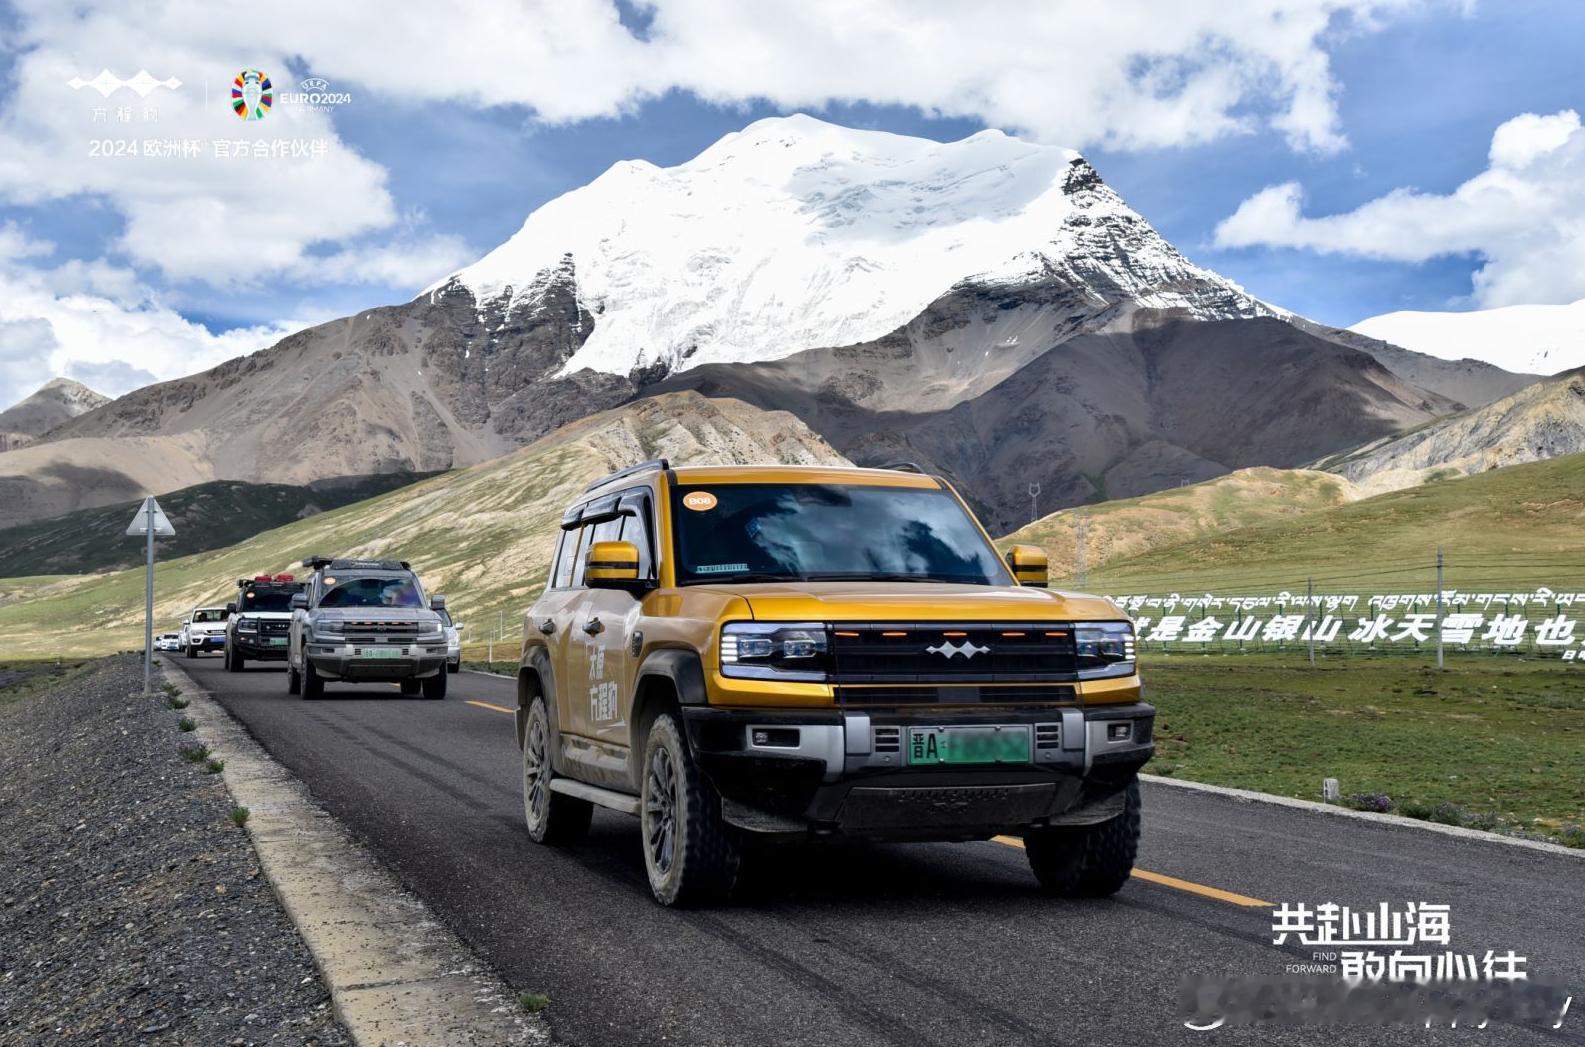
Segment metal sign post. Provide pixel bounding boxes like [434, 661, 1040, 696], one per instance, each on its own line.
[126, 496, 175, 694]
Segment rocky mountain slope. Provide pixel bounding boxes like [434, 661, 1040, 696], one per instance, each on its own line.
[0, 378, 109, 450]
[1289, 318, 1537, 408]
[1319, 367, 1585, 494]
[0, 392, 846, 656]
[660, 313, 1455, 532]
[24, 116, 1522, 529]
[1353, 298, 1585, 376]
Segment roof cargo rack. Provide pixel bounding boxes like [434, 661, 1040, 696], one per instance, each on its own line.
[327, 558, 411, 571]
[584, 458, 670, 492]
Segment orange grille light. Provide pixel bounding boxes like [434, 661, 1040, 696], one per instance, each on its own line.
[835, 630, 860, 638]
[1002, 631, 1026, 637]
[943, 631, 967, 637]
[881, 630, 907, 637]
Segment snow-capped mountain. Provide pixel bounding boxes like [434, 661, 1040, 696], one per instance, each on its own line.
[1352, 299, 1585, 376]
[434, 114, 1271, 379]
[31, 115, 1512, 530]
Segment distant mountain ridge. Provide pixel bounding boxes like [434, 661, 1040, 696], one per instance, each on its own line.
[14, 115, 1538, 530]
[0, 378, 109, 450]
[1353, 298, 1585, 377]
[1319, 367, 1585, 494]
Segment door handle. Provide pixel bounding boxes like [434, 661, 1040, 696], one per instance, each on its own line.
[582, 617, 604, 636]
[538, 619, 556, 635]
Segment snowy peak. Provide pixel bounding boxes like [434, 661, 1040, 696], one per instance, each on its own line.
[436, 115, 1264, 380]
[1353, 300, 1584, 377]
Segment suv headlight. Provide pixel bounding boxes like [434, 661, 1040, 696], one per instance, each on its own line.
[1075, 621, 1136, 679]
[719, 622, 831, 681]
[311, 618, 343, 636]
[236, 618, 257, 633]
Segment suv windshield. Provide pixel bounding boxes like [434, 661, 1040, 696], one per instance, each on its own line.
[240, 589, 298, 612]
[317, 574, 426, 609]
[190, 609, 225, 622]
[671, 483, 1011, 586]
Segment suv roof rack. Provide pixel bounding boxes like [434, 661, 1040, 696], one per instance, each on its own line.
[876, 461, 928, 474]
[584, 457, 670, 492]
[328, 558, 411, 571]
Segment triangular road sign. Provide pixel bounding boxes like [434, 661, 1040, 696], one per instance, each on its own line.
[125, 495, 176, 537]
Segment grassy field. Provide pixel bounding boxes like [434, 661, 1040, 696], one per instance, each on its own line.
[1146, 652, 1585, 845]
[1008, 453, 1585, 595]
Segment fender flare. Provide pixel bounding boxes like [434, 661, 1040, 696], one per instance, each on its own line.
[627, 648, 708, 786]
[517, 647, 565, 771]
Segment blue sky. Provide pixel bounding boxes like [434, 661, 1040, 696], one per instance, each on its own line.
[0, 0, 1580, 405]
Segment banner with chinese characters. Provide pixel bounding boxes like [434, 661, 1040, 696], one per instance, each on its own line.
[1110, 588, 1585, 658]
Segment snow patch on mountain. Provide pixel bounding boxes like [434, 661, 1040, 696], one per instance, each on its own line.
[1352, 299, 1585, 377]
[434, 114, 1266, 379]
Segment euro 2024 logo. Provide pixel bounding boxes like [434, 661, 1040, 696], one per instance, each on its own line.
[231, 69, 272, 121]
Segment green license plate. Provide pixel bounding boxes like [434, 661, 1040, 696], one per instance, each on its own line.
[360, 647, 403, 659]
[268, 637, 288, 646]
[907, 726, 1031, 766]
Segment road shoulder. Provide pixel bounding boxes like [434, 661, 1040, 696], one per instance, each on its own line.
[161, 657, 550, 1046]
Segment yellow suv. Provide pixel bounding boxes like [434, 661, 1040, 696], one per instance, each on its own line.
[517, 460, 1153, 906]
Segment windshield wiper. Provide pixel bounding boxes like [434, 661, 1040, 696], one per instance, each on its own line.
[682, 572, 806, 585]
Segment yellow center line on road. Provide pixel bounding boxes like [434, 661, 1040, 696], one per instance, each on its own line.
[466, 700, 515, 715]
[990, 835, 1273, 909]
[458, 702, 1272, 909]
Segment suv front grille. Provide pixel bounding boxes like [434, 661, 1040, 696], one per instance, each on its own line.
[830, 623, 1079, 685]
[259, 620, 290, 636]
[834, 684, 1076, 706]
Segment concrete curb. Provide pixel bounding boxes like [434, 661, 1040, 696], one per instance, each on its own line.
[159, 657, 550, 1046]
[1141, 773, 1585, 859]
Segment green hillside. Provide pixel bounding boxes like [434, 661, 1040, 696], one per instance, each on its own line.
[1001, 467, 1357, 581]
[0, 474, 434, 577]
[0, 393, 844, 658]
[1077, 453, 1585, 594]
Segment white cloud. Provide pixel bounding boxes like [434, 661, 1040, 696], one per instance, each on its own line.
[0, 226, 312, 407]
[1214, 109, 1585, 308]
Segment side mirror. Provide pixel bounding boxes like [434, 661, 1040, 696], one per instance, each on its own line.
[290, 592, 309, 611]
[430, 594, 447, 611]
[586, 540, 645, 590]
[225, 602, 237, 615]
[1005, 544, 1049, 588]
[453, 623, 465, 632]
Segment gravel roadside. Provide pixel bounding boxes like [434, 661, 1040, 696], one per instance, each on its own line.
[0, 656, 350, 1045]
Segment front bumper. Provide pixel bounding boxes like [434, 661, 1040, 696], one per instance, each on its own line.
[683, 703, 1154, 838]
[232, 634, 291, 660]
[189, 633, 226, 649]
[304, 641, 449, 681]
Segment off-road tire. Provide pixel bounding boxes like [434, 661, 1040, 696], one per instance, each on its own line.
[640, 713, 740, 907]
[225, 646, 243, 672]
[185, 644, 197, 659]
[301, 660, 324, 700]
[1025, 779, 1141, 897]
[521, 695, 592, 844]
[399, 679, 421, 695]
[422, 672, 447, 700]
[447, 660, 459, 674]
[287, 663, 301, 695]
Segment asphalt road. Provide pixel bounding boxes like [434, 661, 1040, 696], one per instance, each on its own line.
[177, 655, 1585, 1046]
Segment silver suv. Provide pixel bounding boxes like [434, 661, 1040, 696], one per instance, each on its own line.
[286, 557, 450, 700]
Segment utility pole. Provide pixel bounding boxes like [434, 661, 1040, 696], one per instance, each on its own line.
[1435, 545, 1445, 670]
[1028, 482, 1040, 526]
[1306, 575, 1315, 666]
[1074, 507, 1088, 589]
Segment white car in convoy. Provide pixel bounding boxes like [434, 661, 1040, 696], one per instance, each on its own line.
[180, 607, 230, 658]
[155, 632, 182, 652]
